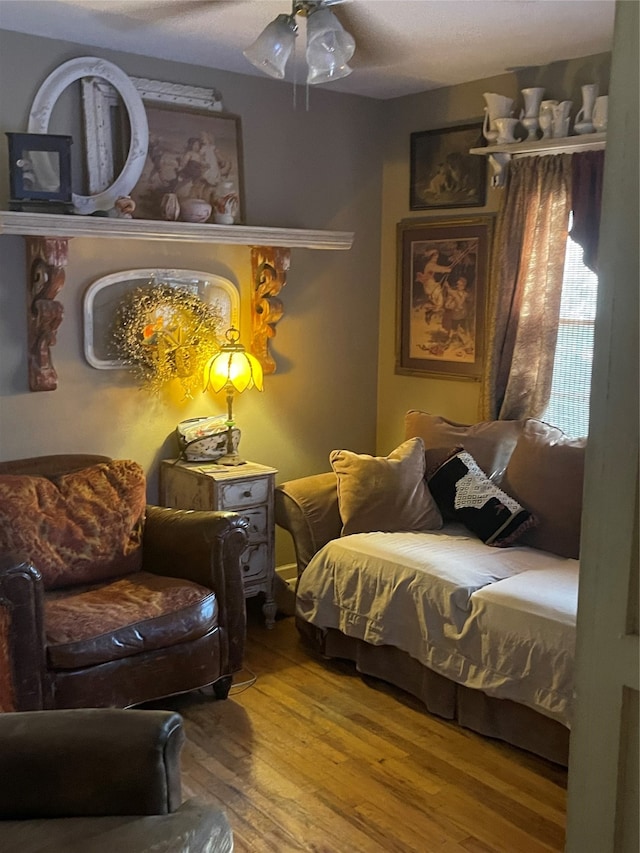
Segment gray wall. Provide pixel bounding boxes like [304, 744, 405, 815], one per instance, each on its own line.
[0, 31, 384, 565]
[0, 30, 612, 564]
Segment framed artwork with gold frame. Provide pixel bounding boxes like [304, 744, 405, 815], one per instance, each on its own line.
[396, 215, 494, 380]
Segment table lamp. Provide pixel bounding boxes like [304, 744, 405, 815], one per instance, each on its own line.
[204, 327, 263, 465]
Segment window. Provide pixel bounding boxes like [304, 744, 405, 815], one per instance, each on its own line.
[543, 228, 598, 438]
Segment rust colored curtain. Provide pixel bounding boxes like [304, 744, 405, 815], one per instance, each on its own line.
[480, 155, 572, 421]
[570, 149, 605, 273]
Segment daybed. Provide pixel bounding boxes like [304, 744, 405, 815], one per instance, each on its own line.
[275, 411, 586, 766]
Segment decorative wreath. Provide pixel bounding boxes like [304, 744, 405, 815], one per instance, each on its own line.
[111, 283, 224, 397]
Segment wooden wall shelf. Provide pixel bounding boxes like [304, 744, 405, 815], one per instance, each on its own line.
[0, 210, 355, 390]
[470, 132, 607, 186]
[0, 210, 354, 250]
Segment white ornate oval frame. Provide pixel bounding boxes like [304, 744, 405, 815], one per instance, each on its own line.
[84, 268, 240, 369]
[28, 56, 149, 215]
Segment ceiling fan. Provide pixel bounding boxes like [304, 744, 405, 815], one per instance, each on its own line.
[93, 0, 397, 74]
[244, 0, 357, 85]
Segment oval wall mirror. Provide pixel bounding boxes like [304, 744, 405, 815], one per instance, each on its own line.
[84, 268, 240, 369]
[28, 56, 149, 215]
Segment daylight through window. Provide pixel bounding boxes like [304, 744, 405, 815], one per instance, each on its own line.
[543, 228, 598, 438]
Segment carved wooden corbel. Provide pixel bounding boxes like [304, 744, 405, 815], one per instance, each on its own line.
[26, 236, 68, 391]
[250, 246, 290, 375]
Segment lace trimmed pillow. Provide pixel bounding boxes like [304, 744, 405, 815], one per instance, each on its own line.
[428, 449, 536, 547]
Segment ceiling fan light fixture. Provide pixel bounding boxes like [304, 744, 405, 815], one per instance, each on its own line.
[305, 6, 356, 84]
[243, 14, 298, 80]
[306, 54, 353, 85]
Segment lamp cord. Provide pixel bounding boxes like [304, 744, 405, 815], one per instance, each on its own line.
[229, 666, 257, 695]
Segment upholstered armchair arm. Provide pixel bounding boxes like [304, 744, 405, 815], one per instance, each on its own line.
[275, 472, 341, 574]
[142, 506, 249, 672]
[0, 559, 47, 712]
[0, 709, 183, 819]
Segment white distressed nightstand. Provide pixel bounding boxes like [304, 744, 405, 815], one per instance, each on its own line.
[159, 459, 278, 628]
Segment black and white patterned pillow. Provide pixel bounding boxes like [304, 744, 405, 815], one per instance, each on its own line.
[428, 449, 536, 546]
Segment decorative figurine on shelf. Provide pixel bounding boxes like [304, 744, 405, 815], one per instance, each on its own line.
[179, 198, 212, 223]
[213, 182, 240, 225]
[109, 196, 136, 219]
[160, 192, 180, 221]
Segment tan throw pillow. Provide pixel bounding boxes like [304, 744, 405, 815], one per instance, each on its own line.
[329, 437, 443, 536]
[404, 410, 524, 481]
[502, 420, 586, 559]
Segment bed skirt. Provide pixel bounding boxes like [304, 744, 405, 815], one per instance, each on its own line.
[296, 617, 570, 767]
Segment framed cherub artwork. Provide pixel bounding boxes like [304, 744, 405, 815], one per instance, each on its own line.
[396, 216, 494, 380]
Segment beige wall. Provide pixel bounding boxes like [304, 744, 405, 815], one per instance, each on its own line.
[376, 53, 610, 455]
[0, 31, 385, 565]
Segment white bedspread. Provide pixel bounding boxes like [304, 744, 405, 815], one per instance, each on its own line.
[296, 525, 578, 726]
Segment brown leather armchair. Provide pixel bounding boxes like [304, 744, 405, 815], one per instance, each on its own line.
[0, 454, 249, 711]
[0, 708, 233, 852]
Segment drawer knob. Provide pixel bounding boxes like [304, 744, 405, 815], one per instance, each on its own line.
[242, 564, 249, 572]
[243, 490, 252, 498]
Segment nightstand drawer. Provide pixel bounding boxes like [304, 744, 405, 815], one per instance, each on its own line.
[241, 506, 268, 542]
[240, 543, 268, 582]
[220, 477, 270, 509]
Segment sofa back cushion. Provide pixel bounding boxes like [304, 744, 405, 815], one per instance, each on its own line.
[330, 437, 443, 536]
[0, 460, 146, 589]
[501, 420, 586, 559]
[404, 410, 524, 481]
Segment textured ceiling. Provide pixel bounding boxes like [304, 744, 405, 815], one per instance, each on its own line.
[0, 0, 616, 99]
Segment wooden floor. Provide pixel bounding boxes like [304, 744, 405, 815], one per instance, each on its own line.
[154, 604, 568, 853]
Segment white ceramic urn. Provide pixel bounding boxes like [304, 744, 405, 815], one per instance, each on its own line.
[592, 95, 608, 131]
[482, 92, 514, 142]
[574, 83, 599, 134]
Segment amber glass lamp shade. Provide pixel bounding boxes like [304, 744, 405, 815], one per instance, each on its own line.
[204, 328, 263, 465]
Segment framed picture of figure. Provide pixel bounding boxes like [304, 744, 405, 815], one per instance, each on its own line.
[396, 216, 494, 380]
[129, 103, 244, 223]
[410, 123, 487, 210]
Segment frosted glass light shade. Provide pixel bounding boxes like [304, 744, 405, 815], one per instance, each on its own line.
[243, 14, 297, 80]
[306, 7, 355, 85]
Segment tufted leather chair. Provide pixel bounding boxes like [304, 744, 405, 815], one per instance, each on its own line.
[0, 454, 249, 711]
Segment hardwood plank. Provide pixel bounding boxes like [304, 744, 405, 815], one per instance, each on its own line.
[149, 609, 567, 852]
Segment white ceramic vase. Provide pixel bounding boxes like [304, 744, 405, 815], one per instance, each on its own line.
[538, 100, 558, 139]
[482, 92, 514, 142]
[494, 117, 521, 144]
[574, 83, 599, 134]
[519, 87, 545, 140]
[592, 95, 608, 132]
[551, 100, 572, 138]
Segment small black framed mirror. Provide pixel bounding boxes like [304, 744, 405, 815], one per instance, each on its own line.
[6, 131, 73, 213]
